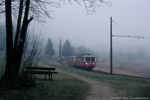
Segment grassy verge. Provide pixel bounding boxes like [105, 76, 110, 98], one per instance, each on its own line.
[0, 71, 90, 100]
[47, 63, 150, 98]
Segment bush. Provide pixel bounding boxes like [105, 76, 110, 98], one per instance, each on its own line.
[0, 74, 36, 89]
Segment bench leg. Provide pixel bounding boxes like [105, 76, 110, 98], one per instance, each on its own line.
[34, 74, 35, 79]
[31, 73, 35, 79]
[45, 74, 46, 79]
[51, 74, 52, 80]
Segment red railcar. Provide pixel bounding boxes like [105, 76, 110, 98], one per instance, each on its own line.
[70, 54, 96, 71]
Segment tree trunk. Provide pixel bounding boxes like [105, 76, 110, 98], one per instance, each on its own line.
[14, 0, 24, 55]
[3, 0, 33, 79]
[14, 0, 32, 77]
[3, 0, 14, 80]
[13, 0, 24, 77]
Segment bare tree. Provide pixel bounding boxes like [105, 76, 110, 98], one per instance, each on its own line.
[22, 32, 43, 70]
[1, 0, 110, 82]
[0, 0, 5, 13]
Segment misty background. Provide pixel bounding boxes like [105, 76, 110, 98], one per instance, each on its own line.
[33, 0, 150, 60]
[1, 0, 150, 77]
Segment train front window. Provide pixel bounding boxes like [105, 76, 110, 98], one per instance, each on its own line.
[84, 58, 86, 62]
[86, 58, 90, 62]
[81, 58, 84, 62]
[91, 58, 95, 62]
[73, 58, 76, 61]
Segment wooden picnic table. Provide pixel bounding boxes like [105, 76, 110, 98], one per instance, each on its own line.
[25, 66, 57, 80]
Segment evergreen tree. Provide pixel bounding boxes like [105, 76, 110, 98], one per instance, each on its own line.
[45, 38, 55, 57]
[77, 45, 93, 54]
[62, 40, 73, 57]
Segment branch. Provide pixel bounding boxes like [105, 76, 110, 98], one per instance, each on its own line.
[0, 10, 5, 13]
[27, 17, 33, 24]
[80, 0, 111, 14]
[34, 0, 50, 18]
[0, 0, 5, 13]
[35, 0, 61, 8]
[0, 0, 4, 6]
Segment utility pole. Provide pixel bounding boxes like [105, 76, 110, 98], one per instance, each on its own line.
[110, 17, 113, 74]
[59, 38, 62, 64]
[109, 17, 144, 75]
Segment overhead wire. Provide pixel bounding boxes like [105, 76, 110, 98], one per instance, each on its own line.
[113, 20, 150, 40]
[112, 20, 142, 37]
[94, 38, 144, 49]
[112, 20, 150, 40]
[112, 20, 130, 36]
[95, 19, 149, 49]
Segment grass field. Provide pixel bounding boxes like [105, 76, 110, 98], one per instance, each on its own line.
[47, 63, 150, 98]
[96, 61, 150, 78]
[0, 71, 90, 100]
[1, 58, 150, 99]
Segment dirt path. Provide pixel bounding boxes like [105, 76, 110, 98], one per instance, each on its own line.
[42, 64, 118, 100]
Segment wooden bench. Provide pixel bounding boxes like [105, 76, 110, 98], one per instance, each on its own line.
[24, 67, 57, 80]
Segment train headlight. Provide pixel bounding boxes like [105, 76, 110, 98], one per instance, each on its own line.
[93, 63, 96, 65]
[85, 63, 88, 65]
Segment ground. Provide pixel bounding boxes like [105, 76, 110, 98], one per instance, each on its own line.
[42, 64, 120, 100]
[1, 63, 150, 100]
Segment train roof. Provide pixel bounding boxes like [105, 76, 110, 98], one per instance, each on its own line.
[70, 54, 96, 58]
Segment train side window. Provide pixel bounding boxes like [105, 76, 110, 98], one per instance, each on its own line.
[78, 58, 80, 62]
[84, 58, 86, 62]
[80, 58, 82, 62]
[81, 58, 84, 62]
[77, 58, 79, 61]
[86, 58, 90, 62]
[74, 58, 76, 61]
[91, 58, 95, 62]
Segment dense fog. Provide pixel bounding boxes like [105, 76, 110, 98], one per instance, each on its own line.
[1, 0, 150, 70]
[28, 0, 150, 61]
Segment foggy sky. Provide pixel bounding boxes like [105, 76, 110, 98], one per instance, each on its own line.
[33, 0, 150, 54]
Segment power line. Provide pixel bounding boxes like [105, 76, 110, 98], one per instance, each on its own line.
[112, 20, 140, 36]
[59, 38, 61, 64]
[112, 20, 145, 39]
[110, 17, 113, 74]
